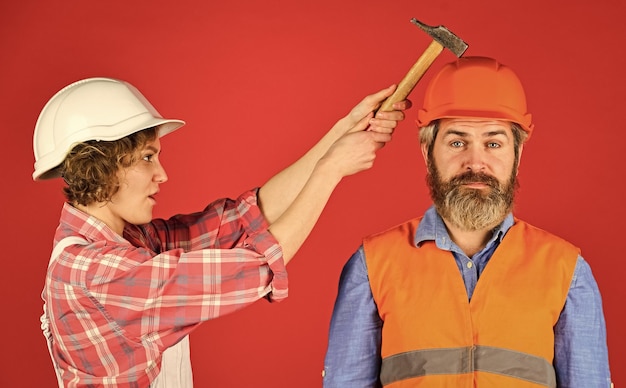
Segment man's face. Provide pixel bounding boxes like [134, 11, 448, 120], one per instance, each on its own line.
[422, 118, 521, 231]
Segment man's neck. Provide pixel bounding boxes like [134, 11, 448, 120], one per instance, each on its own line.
[442, 219, 496, 258]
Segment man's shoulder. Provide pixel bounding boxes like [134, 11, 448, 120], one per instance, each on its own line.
[511, 218, 580, 253]
[364, 216, 424, 241]
[513, 218, 570, 241]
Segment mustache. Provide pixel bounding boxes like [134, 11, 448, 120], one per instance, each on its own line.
[449, 171, 500, 188]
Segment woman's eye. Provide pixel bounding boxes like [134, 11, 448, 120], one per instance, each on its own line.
[142, 154, 154, 162]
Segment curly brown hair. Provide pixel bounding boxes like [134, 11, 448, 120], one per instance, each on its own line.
[61, 127, 158, 206]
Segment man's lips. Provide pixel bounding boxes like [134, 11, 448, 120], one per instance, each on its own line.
[462, 182, 490, 189]
[451, 172, 499, 189]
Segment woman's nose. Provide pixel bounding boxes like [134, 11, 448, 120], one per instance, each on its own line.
[154, 162, 168, 183]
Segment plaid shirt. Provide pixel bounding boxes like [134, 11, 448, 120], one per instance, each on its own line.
[43, 189, 287, 387]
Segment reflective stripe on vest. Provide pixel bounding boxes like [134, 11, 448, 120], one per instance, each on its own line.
[381, 345, 556, 387]
[364, 217, 579, 388]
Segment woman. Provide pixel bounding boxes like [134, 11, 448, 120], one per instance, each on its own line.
[33, 77, 410, 387]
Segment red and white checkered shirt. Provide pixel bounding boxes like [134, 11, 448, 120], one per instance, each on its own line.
[43, 189, 287, 387]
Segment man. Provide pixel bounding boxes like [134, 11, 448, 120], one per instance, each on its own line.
[323, 57, 611, 387]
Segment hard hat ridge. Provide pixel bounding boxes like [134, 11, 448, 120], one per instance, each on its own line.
[417, 56, 534, 138]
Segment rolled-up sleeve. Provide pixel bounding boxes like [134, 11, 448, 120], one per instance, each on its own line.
[111, 188, 288, 340]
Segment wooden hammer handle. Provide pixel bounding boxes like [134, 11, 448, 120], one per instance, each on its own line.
[378, 40, 444, 112]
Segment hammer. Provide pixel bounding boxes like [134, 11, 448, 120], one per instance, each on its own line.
[378, 18, 468, 112]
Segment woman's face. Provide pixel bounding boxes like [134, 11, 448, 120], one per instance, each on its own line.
[102, 136, 168, 232]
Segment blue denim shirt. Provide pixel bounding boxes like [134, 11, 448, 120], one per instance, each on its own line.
[323, 206, 611, 387]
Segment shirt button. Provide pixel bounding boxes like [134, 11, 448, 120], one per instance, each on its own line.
[467, 261, 473, 269]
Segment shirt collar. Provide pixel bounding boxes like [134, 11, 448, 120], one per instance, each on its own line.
[415, 205, 515, 251]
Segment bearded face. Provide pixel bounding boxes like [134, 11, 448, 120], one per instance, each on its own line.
[427, 156, 518, 232]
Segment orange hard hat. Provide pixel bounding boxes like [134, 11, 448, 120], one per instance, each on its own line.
[417, 56, 534, 137]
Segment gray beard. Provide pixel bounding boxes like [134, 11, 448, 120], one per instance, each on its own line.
[427, 159, 518, 232]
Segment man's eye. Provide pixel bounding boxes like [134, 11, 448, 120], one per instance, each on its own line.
[451, 141, 464, 148]
[487, 142, 500, 148]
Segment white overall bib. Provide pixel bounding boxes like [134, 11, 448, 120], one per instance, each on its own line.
[40, 237, 193, 387]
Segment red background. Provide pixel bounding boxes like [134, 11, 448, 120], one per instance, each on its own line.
[1, 0, 623, 386]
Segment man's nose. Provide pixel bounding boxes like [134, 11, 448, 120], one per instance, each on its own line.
[463, 145, 486, 172]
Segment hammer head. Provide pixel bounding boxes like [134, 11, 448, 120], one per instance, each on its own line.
[410, 18, 468, 57]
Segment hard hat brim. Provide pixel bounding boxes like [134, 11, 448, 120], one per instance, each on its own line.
[417, 108, 534, 137]
[32, 117, 184, 180]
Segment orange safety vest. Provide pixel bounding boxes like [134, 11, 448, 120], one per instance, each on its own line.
[364, 217, 579, 388]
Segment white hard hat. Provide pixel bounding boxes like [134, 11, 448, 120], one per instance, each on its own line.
[32, 77, 185, 180]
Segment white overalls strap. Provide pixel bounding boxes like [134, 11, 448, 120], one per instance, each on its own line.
[41, 236, 88, 388]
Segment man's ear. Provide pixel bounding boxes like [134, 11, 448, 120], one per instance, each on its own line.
[421, 142, 429, 166]
[516, 144, 524, 176]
